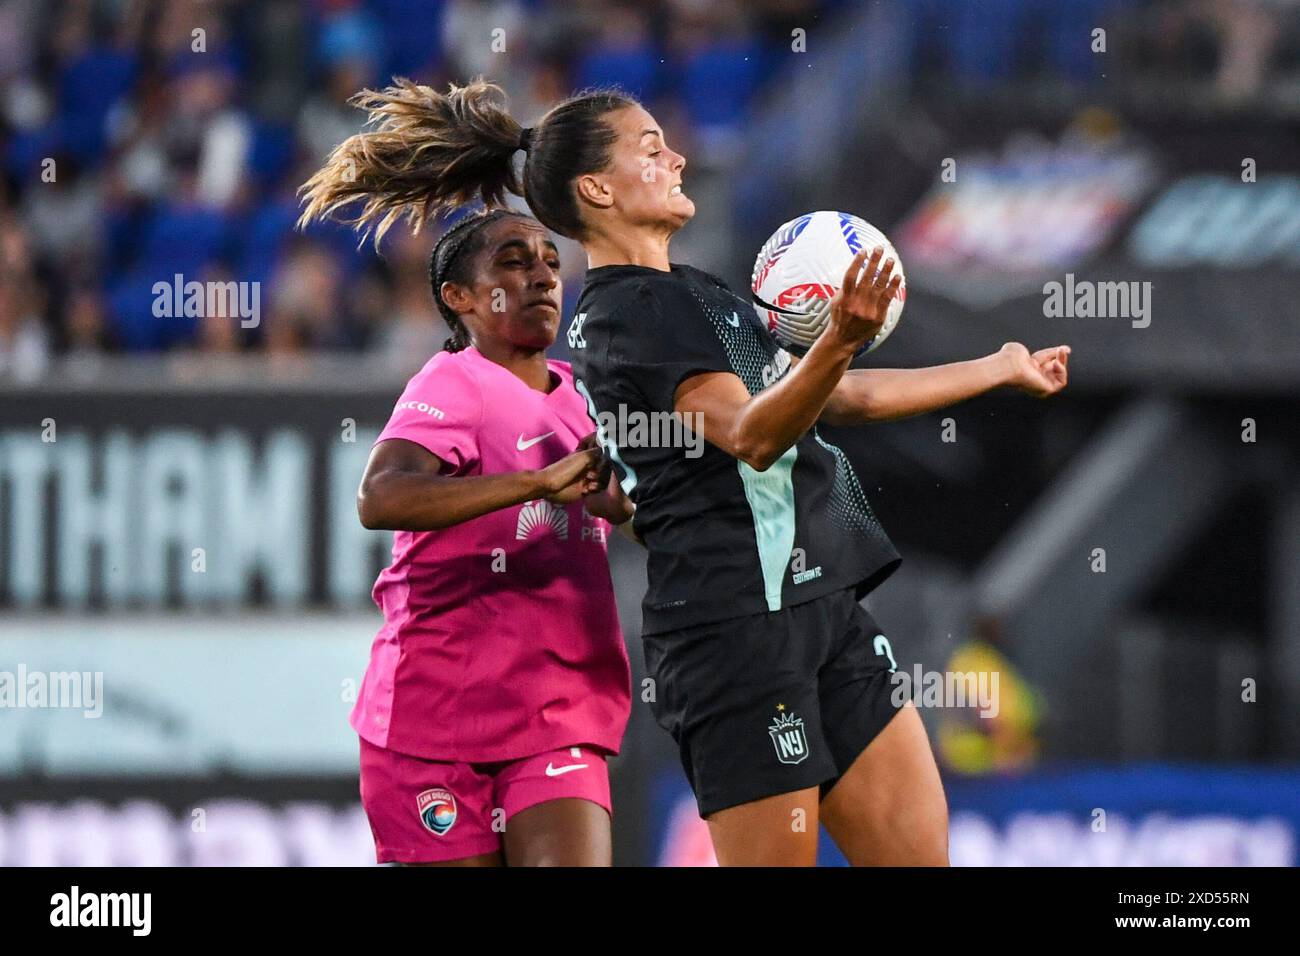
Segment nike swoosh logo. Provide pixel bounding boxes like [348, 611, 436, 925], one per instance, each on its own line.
[517, 431, 555, 451]
[726, 311, 741, 327]
[544, 762, 589, 777]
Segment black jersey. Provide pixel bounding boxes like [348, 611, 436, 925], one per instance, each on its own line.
[569, 262, 900, 635]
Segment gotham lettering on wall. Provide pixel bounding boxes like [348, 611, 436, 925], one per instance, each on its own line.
[0, 392, 396, 609]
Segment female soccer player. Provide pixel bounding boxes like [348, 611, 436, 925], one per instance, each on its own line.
[303, 78, 1070, 866]
[297, 182, 635, 863]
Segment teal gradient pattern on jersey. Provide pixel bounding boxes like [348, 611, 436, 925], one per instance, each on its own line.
[737, 446, 799, 611]
[691, 285, 802, 611]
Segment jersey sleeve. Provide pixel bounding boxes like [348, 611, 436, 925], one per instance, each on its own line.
[375, 359, 482, 473]
[610, 278, 734, 412]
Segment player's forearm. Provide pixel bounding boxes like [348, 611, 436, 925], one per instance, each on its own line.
[729, 331, 858, 469]
[821, 353, 1011, 424]
[358, 469, 548, 531]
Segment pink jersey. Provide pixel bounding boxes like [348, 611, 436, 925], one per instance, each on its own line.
[350, 346, 630, 763]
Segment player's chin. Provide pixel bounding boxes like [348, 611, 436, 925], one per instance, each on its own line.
[668, 194, 696, 222]
[512, 324, 557, 351]
[519, 306, 560, 338]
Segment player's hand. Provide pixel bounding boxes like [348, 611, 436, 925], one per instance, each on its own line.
[1001, 342, 1070, 397]
[825, 246, 902, 352]
[576, 432, 614, 489]
[538, 446, 604, 504]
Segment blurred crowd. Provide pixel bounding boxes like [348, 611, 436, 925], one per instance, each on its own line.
[902, 0, 1300, 94]
[0, 0, 842, 380]
[1, 0, 1297, 381]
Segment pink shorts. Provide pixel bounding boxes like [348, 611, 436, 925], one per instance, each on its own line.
[358, 738, 612, 864]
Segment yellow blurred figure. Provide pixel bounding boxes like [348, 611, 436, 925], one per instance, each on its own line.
[938, 639, 1044, 774]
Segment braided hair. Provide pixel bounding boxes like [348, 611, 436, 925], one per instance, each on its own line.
[428, 207, 534, 352]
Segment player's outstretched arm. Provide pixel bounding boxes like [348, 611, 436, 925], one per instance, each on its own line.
[357, 438, 603, 531]
[820, 343, 1071, 425]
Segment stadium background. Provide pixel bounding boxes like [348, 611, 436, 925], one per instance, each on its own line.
[1, 0, 1298, 865]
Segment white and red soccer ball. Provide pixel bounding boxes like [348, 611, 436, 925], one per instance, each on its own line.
[751, 210, 906, 357]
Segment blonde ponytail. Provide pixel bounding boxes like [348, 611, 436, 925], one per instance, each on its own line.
[297, 77, 525, 246]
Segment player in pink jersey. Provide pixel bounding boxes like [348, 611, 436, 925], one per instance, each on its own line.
[298, 182, 635, 861]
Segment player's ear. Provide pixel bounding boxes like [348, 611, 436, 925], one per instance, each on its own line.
[440, 281, 474, 314]
[575, 173, 614, 211]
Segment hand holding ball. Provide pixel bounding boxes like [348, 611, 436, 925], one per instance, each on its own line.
[751, 211, 906, 357]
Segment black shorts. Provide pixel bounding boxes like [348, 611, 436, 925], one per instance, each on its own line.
[643, 586, 905, 817]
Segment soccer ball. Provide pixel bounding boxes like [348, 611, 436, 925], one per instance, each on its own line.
[751, 210, 906, 356]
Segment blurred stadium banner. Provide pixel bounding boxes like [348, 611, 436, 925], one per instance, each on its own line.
[821, 114, 1300, 392]
[0, 619, 368, 774]
[654, 768, 1300, 867]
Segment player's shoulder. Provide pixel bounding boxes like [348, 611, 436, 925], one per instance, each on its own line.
[409, 346, 477, 381]
[672, 262, 732, 293]
[577, 263, 697, 314]
[573, 264, 746, 359]
[639, 263, 732, 302]
[399, 347, 484, 405]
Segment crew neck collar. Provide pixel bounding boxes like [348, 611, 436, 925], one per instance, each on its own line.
[582, 263, 686, 291]
[460, 346, 562, 397]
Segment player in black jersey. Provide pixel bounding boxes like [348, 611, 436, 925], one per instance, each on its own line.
[307, 77, 1071, 866]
